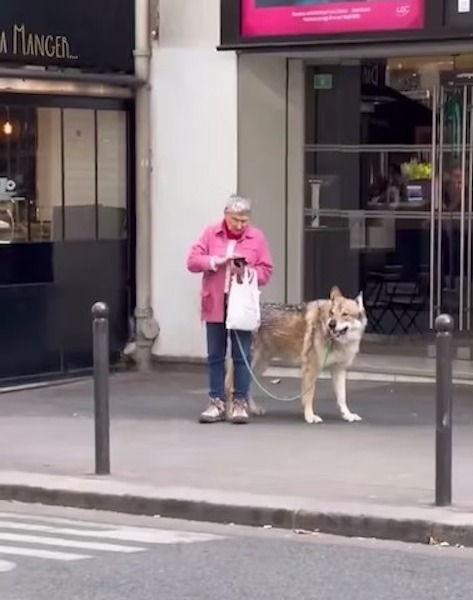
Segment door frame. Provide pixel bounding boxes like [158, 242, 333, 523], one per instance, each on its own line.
[430, 75, 473, 336]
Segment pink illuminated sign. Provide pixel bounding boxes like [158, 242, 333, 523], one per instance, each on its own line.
[241, 0, 425, 37]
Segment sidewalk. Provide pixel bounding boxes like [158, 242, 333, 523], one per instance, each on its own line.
[1, 370, 473, 545]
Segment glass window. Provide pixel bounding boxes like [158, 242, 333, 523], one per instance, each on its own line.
[0, 104, 129, 244]
[303, 60, 439, 353]
[0, 105, 36, 244]
[97, 110, 127, 240]
[63, 108, 97, 241]
[37, 107, 62, 242]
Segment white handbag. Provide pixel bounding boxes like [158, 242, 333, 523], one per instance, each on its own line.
[225, 268, 261, 332]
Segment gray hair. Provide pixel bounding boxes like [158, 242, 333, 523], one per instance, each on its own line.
[224, 194, 252, 215]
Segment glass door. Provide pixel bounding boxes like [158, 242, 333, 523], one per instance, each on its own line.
[303, 60, 473, 365]
[431, 77, 473, 353]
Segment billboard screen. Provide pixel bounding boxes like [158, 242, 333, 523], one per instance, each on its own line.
[241, 0, 425, 37]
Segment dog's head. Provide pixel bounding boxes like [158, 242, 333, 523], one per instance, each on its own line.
[322, 286, 367, 344]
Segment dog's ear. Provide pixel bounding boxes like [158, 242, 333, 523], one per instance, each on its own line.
[355, 291, 364, 310]
[330, 286, 342, 300]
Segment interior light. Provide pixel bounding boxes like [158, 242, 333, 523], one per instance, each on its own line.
[3, 121, 13, 135]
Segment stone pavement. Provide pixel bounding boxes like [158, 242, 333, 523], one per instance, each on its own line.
[1, 369, 473, 544]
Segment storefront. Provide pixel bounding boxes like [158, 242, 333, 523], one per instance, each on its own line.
[0, 0, 135, 382]
[151, 0, 473, 374]
[216, 0, 473, 367]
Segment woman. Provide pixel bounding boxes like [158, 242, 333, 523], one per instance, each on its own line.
[441, 163, 464, 291]
[187, 195, 273, 424]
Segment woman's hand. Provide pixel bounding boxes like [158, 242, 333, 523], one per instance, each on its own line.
[210, 255, 238, 271]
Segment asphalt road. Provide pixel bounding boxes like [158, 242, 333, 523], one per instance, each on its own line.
[0, 503, 472, 600]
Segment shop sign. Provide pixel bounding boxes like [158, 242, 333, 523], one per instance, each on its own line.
[241, 0, 425, 38]
[0, 0, 134, 73]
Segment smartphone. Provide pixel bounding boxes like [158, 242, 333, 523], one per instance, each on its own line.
[233, 257, 247, 268]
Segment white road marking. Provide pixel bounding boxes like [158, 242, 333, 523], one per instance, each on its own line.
[0, 532, 145, 553]
[0, 513, 118, 529]
[0, 545, 90, 561]
[0, 559, 16, 572]
[0, 512, 225, 572]
[0, 520, 223, 544]
[0, 512, 225, 574]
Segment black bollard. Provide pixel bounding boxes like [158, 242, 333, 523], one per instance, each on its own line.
[434, 313, 453, 507]
[92, 301, 111, 476]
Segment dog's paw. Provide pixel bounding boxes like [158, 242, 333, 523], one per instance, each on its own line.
[342, 411, 362, 423]
[304, 412, 323, 424]
[248, 398, 265, 416]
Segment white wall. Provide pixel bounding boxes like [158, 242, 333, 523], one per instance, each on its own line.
[151, 0, 238, 358]
[238, 56, 304, 305]
[286, 60, 305, 304]
[237, 54, 287, 303]
[150, 2, 305, 359]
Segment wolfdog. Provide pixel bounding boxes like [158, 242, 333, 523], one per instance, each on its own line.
[225, 286, 367, 424]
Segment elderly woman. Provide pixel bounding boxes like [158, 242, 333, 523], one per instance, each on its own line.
[187, 195, 273, 424]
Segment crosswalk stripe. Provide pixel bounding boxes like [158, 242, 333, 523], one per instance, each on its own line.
[0, 545, 90, 561]
[0, 559, 15, 572]
[0, 520, 222, 544]
[0, 513, 115, 530]
[0, 512, 226, 572]
[0, 533, 145, 553]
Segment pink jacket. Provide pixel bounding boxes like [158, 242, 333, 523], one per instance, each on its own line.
[187, 221, 273, 323]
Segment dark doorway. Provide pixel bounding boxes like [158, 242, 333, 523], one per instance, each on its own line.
[0, 93, 135, 383]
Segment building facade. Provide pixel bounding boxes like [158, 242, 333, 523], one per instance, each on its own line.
[0, 0, 136, 382]
[152, 0, 473, 369]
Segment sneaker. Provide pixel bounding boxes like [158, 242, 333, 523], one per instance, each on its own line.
[230, 398, 249, 424]
[199, 398, 226, 423]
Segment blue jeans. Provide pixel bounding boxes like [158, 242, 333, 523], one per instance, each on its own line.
[206, 323, 252, 401]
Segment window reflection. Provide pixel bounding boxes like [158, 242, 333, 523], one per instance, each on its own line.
[0, 104, 129, 243]
[63, 108, 97, 240]
[303, 57, 473, 346]
[37, 107, 62, 242]
[97, 110, 128, 239]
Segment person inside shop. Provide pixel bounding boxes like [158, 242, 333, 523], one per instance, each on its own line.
[441, 163, 465, 291]
[368, 163, 408, 209]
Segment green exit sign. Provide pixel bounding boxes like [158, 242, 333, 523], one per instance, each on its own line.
[313, 73, 333, 90]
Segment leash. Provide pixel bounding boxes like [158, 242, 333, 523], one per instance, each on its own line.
[233, 331, 333, 403]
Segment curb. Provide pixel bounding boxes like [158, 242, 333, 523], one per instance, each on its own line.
[1, 483, 473, 548]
